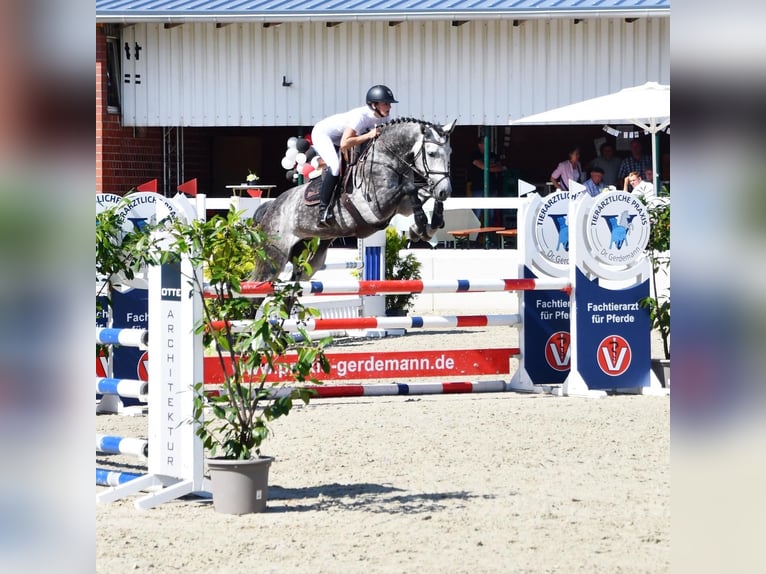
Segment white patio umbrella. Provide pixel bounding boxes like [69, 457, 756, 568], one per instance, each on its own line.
[510, 81, 670, 187]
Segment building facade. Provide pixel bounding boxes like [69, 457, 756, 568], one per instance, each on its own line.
[96, 1, 670, 196]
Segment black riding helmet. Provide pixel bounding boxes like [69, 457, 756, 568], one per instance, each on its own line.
[366, 85, 398, 105]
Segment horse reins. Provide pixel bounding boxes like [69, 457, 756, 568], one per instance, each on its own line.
[355, 126, 450, 199]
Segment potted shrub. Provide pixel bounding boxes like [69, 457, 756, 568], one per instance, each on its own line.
[384, 226, 422, 316]
[640, 198, 670, 386]
[173, 208, 329, 513]
[132, 206, 329, 514]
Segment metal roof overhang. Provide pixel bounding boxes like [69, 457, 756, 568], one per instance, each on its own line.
[96, 8, 670, 25]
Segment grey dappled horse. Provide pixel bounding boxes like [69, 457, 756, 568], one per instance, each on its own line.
[253, 117, 456, 282]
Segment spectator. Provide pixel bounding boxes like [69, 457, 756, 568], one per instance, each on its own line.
[589, 142, 621, 187]
[624, 170, 655, 202]
[618, 139, 652, 191]
[550, 145, 583, 191]
[583, 166, 607, 197]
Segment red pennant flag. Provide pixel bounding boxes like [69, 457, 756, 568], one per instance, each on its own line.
[136, 179, 158, 192]
[177, 178, 198, 197]
[246, 188, 263, 198]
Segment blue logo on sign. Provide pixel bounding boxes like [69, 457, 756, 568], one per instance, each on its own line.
[548, 214, 569, 251]
[602, 210, 637, 249]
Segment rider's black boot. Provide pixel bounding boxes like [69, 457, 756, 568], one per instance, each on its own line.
[317, 172, 339, 226]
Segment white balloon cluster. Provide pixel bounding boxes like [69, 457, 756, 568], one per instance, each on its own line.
[281, 136, 323, 183]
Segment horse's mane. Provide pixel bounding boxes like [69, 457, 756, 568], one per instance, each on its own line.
[351, 116, 448, 185]
[378, 117, 447, 138]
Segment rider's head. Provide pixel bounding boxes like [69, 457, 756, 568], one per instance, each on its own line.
[366, 85, 398, 118]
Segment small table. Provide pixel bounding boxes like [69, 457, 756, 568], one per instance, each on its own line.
[496, 229, 518, 249]
[447, 226, 505, 249]
[225, 184, 277, 198]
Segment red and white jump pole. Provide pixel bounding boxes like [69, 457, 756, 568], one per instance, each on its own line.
[210, 313, 522, 333]
[207, 277, 570, 298]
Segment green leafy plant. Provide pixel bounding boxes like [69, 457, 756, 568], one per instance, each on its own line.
[384, 226, 422, 314]
[96, 196, 156, 357]
[639, 199, 670, 360]
[97, 201, 330, 460]
[96, 197, 157, 289]
[157, 207, 330, 460]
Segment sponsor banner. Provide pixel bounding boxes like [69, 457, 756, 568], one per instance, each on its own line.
[522, 266, 570, 384]
[148, 262, 189, 476]
[534, 190, 570, 267]
[96, 192, 183, 290]
[96, 295, 109, 327]
[160, 262, 182, 301]
[573, 267, 651, 389]
[586, 191, 650, 267]
[110, 288, 149, 405]
[204, 348, 518, 384]
[96, 193, 124, 214]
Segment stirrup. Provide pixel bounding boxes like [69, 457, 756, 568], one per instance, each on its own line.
[318, 206, 335, 226]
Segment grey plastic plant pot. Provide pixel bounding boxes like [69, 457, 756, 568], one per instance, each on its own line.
[206, 456, 274, 515]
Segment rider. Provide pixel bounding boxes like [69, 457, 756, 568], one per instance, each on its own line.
[311, 85, 398, 226]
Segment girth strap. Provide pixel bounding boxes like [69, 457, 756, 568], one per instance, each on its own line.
[340, 194, 390, 236]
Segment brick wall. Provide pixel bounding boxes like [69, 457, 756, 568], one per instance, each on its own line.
[96, 25, 164, 195]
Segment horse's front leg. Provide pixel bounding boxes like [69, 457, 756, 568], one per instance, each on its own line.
[404, 186, 429, 241]
[426, 200, 445, 235]
[408, 198, 446, 243]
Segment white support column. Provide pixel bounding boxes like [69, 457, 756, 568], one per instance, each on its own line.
[97, 246, 210, 509]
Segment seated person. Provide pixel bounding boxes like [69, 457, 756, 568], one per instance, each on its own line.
[583, 166, 607, 197]
[624, 170, 656, 202]
[618, 139, 652, 189]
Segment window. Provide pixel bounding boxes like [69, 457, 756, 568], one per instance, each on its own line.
[106, 36, 121, 112]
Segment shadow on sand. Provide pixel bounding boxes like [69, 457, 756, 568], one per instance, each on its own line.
[266, 481, 496, 513]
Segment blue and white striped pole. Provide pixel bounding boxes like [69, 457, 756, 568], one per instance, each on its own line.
[95, 378, 147, 399]
[96, 468, 144, 487]
[96, 434, 148, 457]
[96, 327, 148, 349]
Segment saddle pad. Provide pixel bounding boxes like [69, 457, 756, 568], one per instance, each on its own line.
[303, 177, 321, 206]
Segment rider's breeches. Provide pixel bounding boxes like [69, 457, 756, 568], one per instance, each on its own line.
[310, 130, 341, 176]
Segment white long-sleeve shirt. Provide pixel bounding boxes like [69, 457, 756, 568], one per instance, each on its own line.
[311, 106, 388, 175]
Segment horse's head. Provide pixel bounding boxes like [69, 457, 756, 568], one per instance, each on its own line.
[412, 120, 455, 202]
